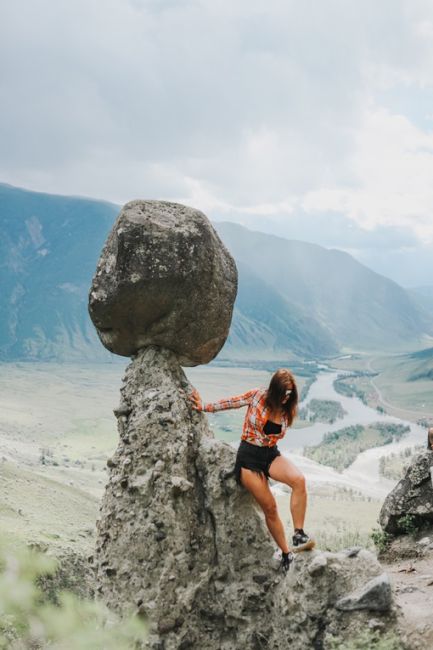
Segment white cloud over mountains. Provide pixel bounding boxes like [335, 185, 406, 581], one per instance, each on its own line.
[1, 0, 433, 256]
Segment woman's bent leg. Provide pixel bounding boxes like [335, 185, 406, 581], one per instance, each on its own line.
[268, 455, 307, 530]
[240, 467, 289, 554]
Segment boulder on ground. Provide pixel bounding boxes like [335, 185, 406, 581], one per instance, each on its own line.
[379, 450, 433, 535]
[335, 573, 392, 612]
[88, 200, 237, 366]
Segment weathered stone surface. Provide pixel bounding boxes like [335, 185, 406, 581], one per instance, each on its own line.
[308, 553, 327, 576]
[379, 451, 433, 534]
[92, 346, 398, 649]
[88, 200, 237, 365]
[335, 573, 392, 612]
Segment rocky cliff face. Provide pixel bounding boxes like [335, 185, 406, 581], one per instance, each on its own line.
[90, 200, 398, 649]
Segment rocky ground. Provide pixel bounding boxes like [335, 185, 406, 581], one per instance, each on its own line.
[386, 547, 433, 650]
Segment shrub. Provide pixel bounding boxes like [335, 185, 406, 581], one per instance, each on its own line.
[396, 514, 418, 536]
[370, 527, 392, 554]
[0, 537, 147, 649]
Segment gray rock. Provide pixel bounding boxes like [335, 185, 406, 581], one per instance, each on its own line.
[92, 346, 398, 649]
[368, 618, 385, 631]
[88, 200, 237, 365]
[308, 553, 328, 576]
[335, 573, 393, 612]
[379, 451, 433, 534]
[344, 546, 362, 558]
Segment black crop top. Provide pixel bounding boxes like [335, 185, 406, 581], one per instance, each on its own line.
[263, 419, 282, 435]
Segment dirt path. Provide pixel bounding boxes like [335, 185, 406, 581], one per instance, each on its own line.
[383, 549, 433, 649]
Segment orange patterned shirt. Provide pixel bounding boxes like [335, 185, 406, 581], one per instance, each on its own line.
[203, 387, 290, 447]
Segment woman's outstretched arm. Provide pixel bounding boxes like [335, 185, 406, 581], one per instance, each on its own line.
[189, 387, 259, 412]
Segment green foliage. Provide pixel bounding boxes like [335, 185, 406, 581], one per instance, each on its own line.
[0, 538, 147, 649]
[298, 399, 347, 424]
[315, 528, 374, 552]
[370, 527, 392, 554]
[396, 514, 418, 536]
[333, 373, 374, 405]
[322, 425, 364, 445]
[328, 628, 403, 650]
[304, 423, 410, 472]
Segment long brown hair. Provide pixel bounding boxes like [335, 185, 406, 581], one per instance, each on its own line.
[265, 368, 298, 426]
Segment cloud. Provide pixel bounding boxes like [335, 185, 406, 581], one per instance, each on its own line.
[1, 0, 433, 247]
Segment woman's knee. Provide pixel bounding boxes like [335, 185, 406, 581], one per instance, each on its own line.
[290, 473, 306, 492]
[262, 499, 278, 519]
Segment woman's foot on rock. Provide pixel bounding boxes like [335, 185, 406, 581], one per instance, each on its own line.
[292, 529, 316, 552]
[280, 551, 294, 574]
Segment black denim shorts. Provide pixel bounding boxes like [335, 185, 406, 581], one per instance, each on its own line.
[233, 439, 281, 485]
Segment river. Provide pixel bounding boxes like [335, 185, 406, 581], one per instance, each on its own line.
[276, 370, 428, 497]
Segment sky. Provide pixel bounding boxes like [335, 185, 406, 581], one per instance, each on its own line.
[1, 0, 433, 286]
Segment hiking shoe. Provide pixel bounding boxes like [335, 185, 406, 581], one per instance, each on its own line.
[292, 529, 316, 552]
[280, 551, 294, 574]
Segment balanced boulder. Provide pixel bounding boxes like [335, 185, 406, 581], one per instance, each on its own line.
[88, 200, 237, 365]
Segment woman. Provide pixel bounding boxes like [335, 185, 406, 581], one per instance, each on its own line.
[190, 368, 315, 573]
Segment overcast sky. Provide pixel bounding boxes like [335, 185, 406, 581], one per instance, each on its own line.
[1, 0, 433, 285]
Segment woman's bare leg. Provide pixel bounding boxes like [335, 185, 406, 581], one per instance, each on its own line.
[268, 455, 307, 530]
[240, 467, 290, 553]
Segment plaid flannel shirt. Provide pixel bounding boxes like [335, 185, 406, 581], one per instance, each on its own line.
[203, 387, 289, 447]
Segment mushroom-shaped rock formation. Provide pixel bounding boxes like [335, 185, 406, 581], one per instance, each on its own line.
[89, 202, 398, 648]
[88, 200, 237, 366]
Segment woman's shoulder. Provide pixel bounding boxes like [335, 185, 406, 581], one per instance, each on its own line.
[254, 387, 268, 402]
[245, 387, 266, 403]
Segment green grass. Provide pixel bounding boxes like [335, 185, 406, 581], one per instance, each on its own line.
[0, 460, 99, 552]
[276, 484, 381, 552]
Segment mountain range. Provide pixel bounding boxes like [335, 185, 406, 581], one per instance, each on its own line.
[1, 182, 432, 363]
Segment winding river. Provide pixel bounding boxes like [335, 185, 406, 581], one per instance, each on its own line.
[276, 370, 429, 498]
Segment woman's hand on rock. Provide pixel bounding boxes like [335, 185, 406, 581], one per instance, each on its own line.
[189, 389, 203, 411]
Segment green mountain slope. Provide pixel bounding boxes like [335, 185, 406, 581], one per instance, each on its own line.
[1, 183, 431, 362]
[408, 346, 433, 381]
[0, 183, 119, 361]
[221, 261, 337, 359]
[215, 222, 433, 352]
